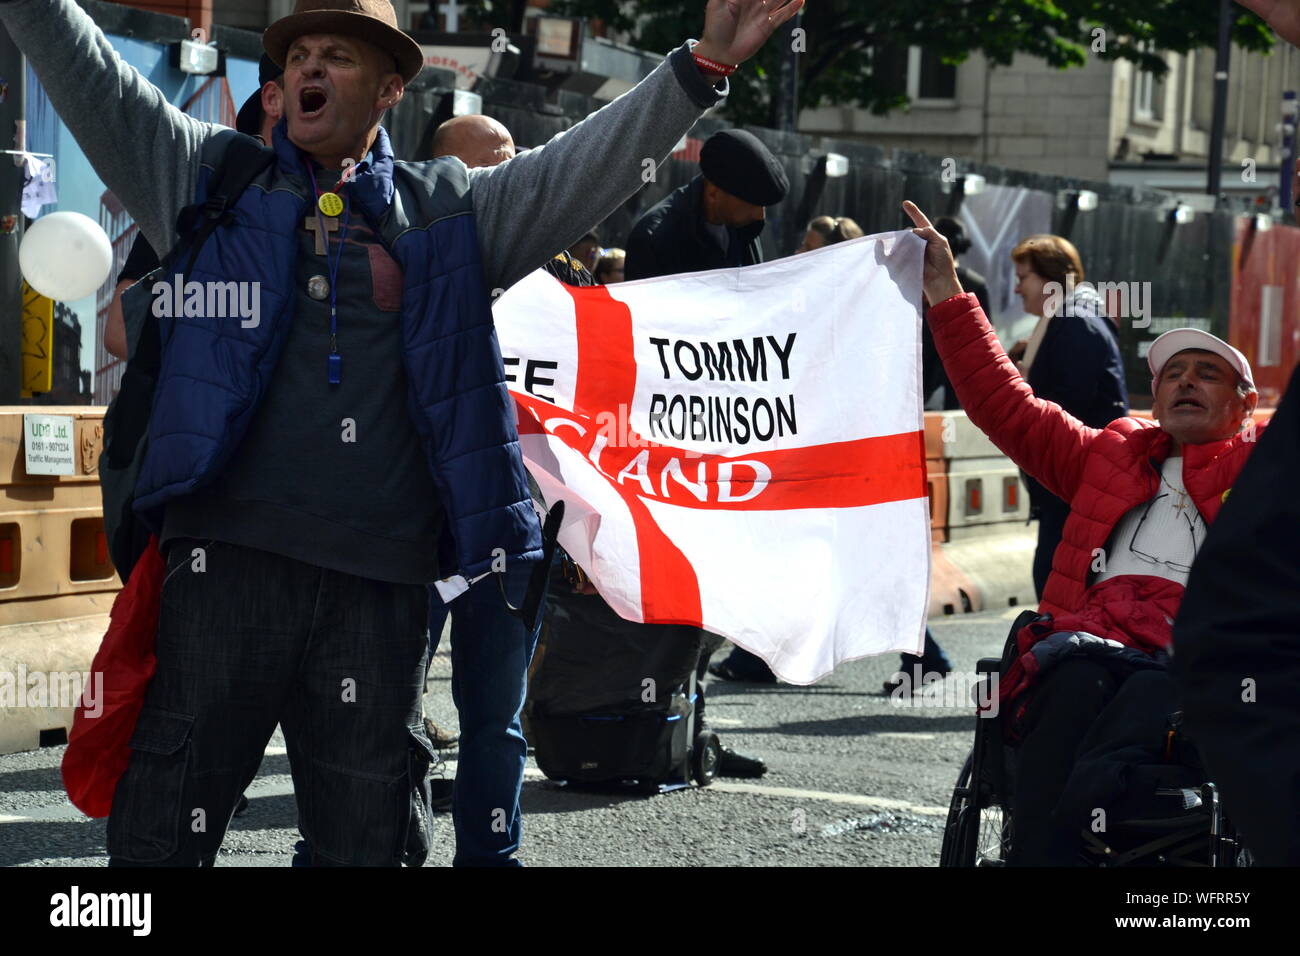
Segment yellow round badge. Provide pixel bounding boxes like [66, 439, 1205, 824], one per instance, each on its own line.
[318, 192, 344, 217]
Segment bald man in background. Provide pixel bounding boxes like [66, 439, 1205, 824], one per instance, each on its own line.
[433, 114, 593, 284]
[432, 114, 516, 168]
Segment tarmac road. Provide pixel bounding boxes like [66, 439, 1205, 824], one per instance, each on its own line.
[0, 607, 1021, 867]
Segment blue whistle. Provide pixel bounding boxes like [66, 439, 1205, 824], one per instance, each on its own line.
[328, 352, 341, 385]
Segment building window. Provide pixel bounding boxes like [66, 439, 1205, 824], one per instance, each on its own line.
[873, 45, 957, 105]
[1191, 49, 1214, 131]
[1134, 43, 1164, 123]
[913, 47, 957, 102]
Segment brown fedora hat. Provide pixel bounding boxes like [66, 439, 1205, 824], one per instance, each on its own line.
[264, 0, 424, 84]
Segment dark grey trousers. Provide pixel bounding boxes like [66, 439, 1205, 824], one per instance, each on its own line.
[107, 539, 433, 867]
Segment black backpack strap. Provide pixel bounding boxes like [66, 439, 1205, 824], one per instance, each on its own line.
[184, 133, 276, 275]
[102, 134, 275, 582]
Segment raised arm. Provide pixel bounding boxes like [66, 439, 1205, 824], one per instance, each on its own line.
[0, 0, 216, 254]
[469, 0, 805, 293]
[903, 201, 1101, 503]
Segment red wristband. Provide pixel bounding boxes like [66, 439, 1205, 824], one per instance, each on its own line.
[692, 52, 737, 78]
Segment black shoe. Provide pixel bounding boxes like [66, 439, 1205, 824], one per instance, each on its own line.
[884, 666, 951, 696]
[707, 660, 777, 684]
[717, 747, 767, 778]
[233, 794, 250, 817]
[883, 673, 909, 695]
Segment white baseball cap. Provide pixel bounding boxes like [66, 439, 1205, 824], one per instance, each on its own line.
[1147, 328, 1254, 395]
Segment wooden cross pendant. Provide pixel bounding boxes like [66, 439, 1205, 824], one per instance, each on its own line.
[305, 214, 339, 255]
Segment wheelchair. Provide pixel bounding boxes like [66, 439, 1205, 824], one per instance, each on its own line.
[939, 611, 1252, 867]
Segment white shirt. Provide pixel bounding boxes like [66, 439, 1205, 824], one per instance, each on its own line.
[1092, 457, 1205, 588]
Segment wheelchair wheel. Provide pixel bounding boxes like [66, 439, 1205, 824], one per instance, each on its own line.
[940, 751, 1013, 867]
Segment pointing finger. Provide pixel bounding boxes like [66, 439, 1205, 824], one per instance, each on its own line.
[901, 200, 933, 231]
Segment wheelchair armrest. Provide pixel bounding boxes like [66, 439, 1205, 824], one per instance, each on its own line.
[976, 657, 1002, 675]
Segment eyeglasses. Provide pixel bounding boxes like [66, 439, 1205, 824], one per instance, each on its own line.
[1127, 493, 1203, 574]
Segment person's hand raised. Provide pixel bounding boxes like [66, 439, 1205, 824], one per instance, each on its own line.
[901, 201, 965, 307]
[695, 0, 806, 67]
[1239, 0, 1300, 48]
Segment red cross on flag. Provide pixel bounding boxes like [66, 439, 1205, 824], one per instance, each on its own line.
[495, 232, 931, 684]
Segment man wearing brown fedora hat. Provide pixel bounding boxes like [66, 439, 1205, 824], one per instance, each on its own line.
[0, 0, 804, 866]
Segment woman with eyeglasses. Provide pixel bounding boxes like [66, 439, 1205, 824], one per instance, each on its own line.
[1006, 234, 1129, 601]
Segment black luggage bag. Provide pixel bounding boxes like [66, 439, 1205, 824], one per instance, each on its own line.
[528, 562, 720, 791]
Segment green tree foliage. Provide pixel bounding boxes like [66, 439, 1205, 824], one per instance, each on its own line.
[550, 1, 1274, 127]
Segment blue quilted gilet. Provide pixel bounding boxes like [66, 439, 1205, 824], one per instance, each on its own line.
[131, 126, 542, 579]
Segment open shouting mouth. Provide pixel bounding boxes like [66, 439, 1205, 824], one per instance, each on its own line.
[1171, 395, 1206, 411]
[299, 86, 328, 117]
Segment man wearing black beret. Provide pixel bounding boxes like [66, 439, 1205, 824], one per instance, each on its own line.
[625, 127, 788, 280]
[619, 127, 790, 775]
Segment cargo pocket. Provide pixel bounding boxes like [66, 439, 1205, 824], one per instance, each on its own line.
[107, 708, 195, 863]
[402, 723, 438, 867]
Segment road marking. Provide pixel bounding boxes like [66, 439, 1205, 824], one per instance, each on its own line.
[242, 778, 294, 798]
[521, 765, 949, 816]
[875, 732, 937, 741]
[707, 781, 949, 816]
[0, 768, 949, 827]
[0, 803, 94, 824]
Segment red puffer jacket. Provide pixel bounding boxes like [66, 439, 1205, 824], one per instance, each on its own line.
[928, 293, 1265, 704]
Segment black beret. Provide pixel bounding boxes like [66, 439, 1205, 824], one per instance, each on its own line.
[699, 129, 789, 207]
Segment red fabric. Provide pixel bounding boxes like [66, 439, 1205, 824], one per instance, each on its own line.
[61, 537, 162, 818]
[928, 294, 1265, 699]
[996, 575, 1186, 705]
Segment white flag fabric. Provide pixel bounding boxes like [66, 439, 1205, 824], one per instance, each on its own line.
[495, 231, 931, 684]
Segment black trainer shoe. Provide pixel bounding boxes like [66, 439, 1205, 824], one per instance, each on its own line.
[717, 746, 767, 778]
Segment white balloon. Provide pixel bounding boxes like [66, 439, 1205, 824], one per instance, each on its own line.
[19, 211, 114, 302]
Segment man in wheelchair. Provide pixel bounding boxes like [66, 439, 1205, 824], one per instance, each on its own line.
[902, 201, 1264, 865]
